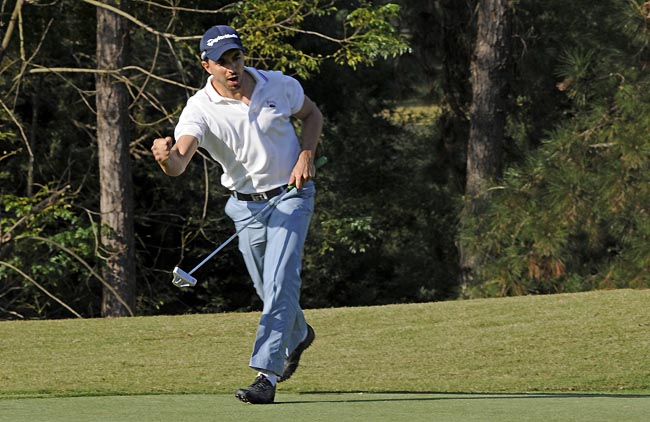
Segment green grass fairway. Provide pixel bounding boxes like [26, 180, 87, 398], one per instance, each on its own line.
[2, 393, 650, 422]
[1, 290, 649, 420]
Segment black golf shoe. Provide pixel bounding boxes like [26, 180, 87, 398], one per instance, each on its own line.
[278, 324, 315, 382]
[235, 375, 276, 404]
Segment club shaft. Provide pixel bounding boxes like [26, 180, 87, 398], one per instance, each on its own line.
[185, 156, 328, 276]
[187, 190, 289, 275]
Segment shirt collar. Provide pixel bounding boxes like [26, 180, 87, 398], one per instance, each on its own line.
[247, 67, 268, 85]
[203, 67, 266, 103]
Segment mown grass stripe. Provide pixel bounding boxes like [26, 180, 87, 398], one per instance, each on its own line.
[1, 290, 649, 398]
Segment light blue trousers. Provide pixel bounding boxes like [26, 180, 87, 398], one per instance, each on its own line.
[225, 181, 315, 376]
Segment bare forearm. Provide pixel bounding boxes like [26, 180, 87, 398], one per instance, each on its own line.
[296, 98, 323, 161]
[290, 96, 323, 188]
[159, 155, 186, 176]
[301, 110, 322, 152]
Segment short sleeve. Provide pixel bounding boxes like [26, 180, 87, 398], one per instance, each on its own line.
[174, 100, 206, 144]
[284, 76, 305, 115]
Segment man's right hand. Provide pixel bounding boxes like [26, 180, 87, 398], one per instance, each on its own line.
[151, 135, 199, 176]
[151, 136, 174, 166]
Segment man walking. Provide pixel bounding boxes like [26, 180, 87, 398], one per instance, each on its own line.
[151, 25, 321, 404]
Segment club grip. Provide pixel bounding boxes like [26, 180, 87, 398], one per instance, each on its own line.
[314, 156, 328, 169]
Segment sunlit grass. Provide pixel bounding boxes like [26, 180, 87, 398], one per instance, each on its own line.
[1, 290, 649, 398]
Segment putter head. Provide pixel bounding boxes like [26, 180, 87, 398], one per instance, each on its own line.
[172, 266, 197, 288]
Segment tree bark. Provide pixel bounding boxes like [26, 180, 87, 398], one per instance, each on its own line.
[459, 0, 512, 295]
[96, 0, 135, 317]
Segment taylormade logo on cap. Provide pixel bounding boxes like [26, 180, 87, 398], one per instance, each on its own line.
[200, 25, 245, 61]
[206, 33, 239, 47]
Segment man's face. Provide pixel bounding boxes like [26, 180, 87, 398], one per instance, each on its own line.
[201, 49, 245, 93]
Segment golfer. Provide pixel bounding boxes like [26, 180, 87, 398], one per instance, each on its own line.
[151, 25, 321, 405]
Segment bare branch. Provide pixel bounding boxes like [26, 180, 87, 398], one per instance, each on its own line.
[24, 236, 135, 317]
[0, 0, 25, 62]
[134, 0, 234, 14]
[0, 97, 33, 158]
[81, 0, 199, 42]
[0, 148, 21, 163]
[27, 65, 197, 91]
[276, 24, 343, 44]
[0, 260, 83, 319]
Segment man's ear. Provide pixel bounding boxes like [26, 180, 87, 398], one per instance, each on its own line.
[200, 59, 210, 73]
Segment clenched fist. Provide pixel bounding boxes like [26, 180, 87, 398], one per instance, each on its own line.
[151, 136, 174, 165]
[151, 135, 198, 176]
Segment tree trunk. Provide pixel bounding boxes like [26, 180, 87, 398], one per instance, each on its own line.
[459, 0, 512, 295]
[96, 0, 135, 317]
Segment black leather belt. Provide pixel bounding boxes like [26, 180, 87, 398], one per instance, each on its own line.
[232, 185, 287, 201]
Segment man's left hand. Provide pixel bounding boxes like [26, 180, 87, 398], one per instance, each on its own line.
[289, 151, 315, 189]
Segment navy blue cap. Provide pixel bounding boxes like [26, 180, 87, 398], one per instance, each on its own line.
[199, 25, 246, 61]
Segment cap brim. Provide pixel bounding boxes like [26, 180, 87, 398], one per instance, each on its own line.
[202, 44, 246, 61]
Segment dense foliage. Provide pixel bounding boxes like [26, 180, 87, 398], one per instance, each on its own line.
[460, 0, 650, 296]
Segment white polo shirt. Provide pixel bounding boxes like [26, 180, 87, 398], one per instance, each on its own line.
[174, 67, 304, 193]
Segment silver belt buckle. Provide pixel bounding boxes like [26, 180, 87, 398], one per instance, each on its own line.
[250, 192, 268, 201]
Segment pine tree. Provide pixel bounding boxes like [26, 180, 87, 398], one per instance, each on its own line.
[460, 0, 650, 296]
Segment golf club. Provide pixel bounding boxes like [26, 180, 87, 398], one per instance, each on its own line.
[172, 156, 328, 287]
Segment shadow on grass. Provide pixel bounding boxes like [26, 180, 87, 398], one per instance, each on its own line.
[274, 391, 650, 405]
